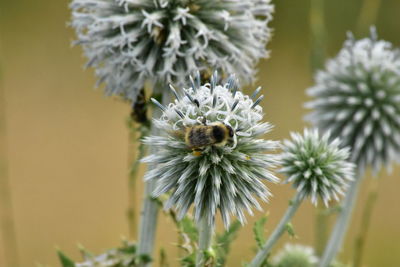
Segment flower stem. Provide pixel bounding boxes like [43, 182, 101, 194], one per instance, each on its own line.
[353, 178, 378, 267]
[309, 0, 326, 71]
[196, 216, 214, 267]
[309, 0, 328, 256]
[319, 175, 363, 267]
[356, 0, 382, 35]
[315, 205, 329, 256]
[127, 120, 150, 238]
[137, 89, 168, 266]
[250, 192, 303, 267]
[0, 68, 19, 267]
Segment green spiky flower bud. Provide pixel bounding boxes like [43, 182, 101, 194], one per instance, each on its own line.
[280, 129, 355, 206]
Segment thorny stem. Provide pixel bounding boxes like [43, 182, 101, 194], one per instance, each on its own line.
[319, 175, 363, 267]
[196, 216, 214, 267]
[309, 0, 328, 256]
[250, 192, 303, 267]
[137, 88, 168, 266]
[353, 179, 378, 267]
[127, 120, 150, 239]
[0, 59, 19, 267]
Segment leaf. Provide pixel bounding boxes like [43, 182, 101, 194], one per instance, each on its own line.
[215, 220, 241, 266]
[57, 250, 75, 267]
[285, 222, 297, 238]
[253, 215, 268, 249]
[160, 248, 169, 267]
[180, 253, 196, 267]
[138, 253, 152, 264]
[180, 216, 199, 242]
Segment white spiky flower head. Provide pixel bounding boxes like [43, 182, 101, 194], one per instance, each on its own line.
[142, 72, 280, 227]
[306, 27, 400, 175]
[272, 243, 318, 267]
[280, 129, 355, 206]
[70, 0, 274, 103]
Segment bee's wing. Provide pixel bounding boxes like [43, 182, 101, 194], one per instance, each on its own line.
[168, 129, 186, 139]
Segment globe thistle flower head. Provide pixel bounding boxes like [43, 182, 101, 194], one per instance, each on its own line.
[280, 129, 355, 206]
[306, 27, 400, 175]
[142, 71, 280, 227]
[272, 243, 318, 267]
[70, 0, 274, 103]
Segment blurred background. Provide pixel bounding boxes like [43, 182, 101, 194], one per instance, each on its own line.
[1, 0, 400, 266]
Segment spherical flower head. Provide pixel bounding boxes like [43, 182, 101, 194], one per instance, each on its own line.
[272, 243, 318, 267]
[306, 27, 400, 175]
[70, 0, 274, 103]
[142, 72, 280, 227]
[280, 129, 355, 206]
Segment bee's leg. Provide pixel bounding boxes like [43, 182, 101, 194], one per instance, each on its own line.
[192, 148, 203, 156]
[195, 116, 207, 125]
[231, 134, 238, 149]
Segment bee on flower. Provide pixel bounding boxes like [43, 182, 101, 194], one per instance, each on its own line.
[142, 71, 280, 226]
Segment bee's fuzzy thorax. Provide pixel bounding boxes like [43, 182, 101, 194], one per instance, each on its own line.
[142, 72, 280, 227]
[184, 123, 231, 150]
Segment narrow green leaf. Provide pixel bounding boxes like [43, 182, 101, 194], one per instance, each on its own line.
[215, 220, 241, 266]
[180, 216, 199, 242]
[285, 222, 297, 238]
[253, 215, 268, 249]
[160, 248, 169, 267]
[57, 250, 75, 267]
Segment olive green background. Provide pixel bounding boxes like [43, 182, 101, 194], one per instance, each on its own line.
[1, 0, 400, 266]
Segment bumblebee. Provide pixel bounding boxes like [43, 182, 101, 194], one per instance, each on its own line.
[185, 122, 234, 153]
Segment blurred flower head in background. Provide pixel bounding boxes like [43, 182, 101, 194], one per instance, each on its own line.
[280, 129, 355, 206]
[142, 72, 279, 227]
[271, 243, 318, 267]
[306, 27, 400, 175]
[70, 0, 274, 103]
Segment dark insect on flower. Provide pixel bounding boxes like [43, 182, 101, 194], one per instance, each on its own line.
[130, 88, 148, 123]
[184, 121, 234, 155]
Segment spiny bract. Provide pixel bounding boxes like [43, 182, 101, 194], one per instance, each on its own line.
[70, 0, 274, 103]
[306, 28, 400, 174]
[271, 243, 318, 267]
[142, 72, 280, 227]
[280, 129, 355, 206]
[59, 241, 139, 267]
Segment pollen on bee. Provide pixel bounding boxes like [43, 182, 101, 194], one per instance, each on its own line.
[193, 150, 202, 156]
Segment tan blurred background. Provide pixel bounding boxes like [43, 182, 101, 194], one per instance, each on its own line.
[1, 0, 400, 266]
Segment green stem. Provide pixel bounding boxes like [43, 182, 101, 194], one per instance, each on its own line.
[127, 122, 150, 239]
[315, 205, 329, 256]
[250, 192, 303, 267]
[309, 0, 326, 71]
[353, 179, 378, 267]
[137, 89, 168, 266]
[356, 0, 382, 35]
[196, 216, 214, 267]
[309, 0, 327, 256]
[319, 175, 363, 267]
[0, 61, 19, 266]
